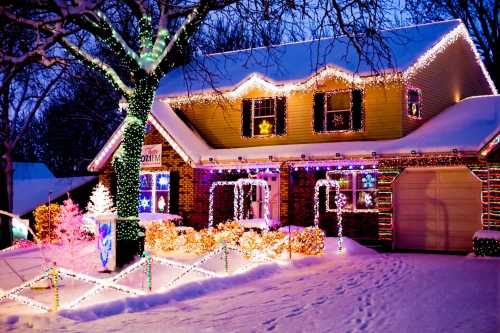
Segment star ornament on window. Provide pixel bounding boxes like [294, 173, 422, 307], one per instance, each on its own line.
[158, 176, 169, 187]
[259, 120, 273, 135]
[140, 197, 150, 209]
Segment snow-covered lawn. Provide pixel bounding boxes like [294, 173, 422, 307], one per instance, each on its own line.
[1, 239, 498, 333]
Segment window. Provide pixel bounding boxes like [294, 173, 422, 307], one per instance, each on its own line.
[325, 91, 352, 131]
[241, 97, 286, 137]
[326, 170, 378, 212]
[253, 98, 276, 136]
[407, 88, 422, 119]
[139, 172, 170, 213]
[313, 89, 363, 133]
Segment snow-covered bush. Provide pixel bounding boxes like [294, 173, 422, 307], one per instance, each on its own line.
[473, 230, 500, 257]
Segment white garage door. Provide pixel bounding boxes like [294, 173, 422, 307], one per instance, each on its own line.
[393, 167, 481, 251]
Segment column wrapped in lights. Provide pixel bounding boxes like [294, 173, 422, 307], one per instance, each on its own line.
[314, 179, 343, 251]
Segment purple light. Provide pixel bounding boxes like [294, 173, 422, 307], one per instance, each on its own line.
[275, 168, 280, 172]
[349, 165, 353, 170]
[305, 167, 309, 171]
[255, 168, 260, 172]
[315, 166, 320, 171]
[210, 169, 214, 174]
[294, 167, 298, 171]
[266, 168, 270, 173]
[360, 165, 365, 170]
[372, 165, 377, 169]
[337, 165, 342, 170]
[218, 169, 222, 174]
[326, 167, 331, 171]
[237, 169, 241, 173]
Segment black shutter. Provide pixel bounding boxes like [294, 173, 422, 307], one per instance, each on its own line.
[313, 92, 325, 132]
[275, 96, 287, 135]
[351, 89, 363, 130]
[241, 99, 252, 137]
[169, 171, 180, 214]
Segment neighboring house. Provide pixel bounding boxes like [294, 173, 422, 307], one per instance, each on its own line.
[13, 162, 96, 217]
[89, 20, 500, 252]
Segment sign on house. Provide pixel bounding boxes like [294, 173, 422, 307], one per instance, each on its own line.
[141, 144, 162, 167]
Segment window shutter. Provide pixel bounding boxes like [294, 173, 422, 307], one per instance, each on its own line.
[241, 99, 252, 137]
[169, 171, 180, 214]
[275, 96, 287, 135]
[351, 89, 363, 130]
[313, 92, 325, 132]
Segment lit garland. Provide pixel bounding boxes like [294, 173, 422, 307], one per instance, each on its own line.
[314, 179, 343, 252]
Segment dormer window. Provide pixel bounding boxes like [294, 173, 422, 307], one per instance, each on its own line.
[242, 97, 287, 137]
[313, 89, 363, 133]
[407, 88, 422, 119]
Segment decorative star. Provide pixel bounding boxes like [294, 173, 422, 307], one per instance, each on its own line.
[259, 120, 272, 135]
[158, 176, 169, 187]
[140, 197, 150, 209]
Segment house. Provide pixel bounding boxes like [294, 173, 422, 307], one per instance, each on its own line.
[89, 19, 499, 252]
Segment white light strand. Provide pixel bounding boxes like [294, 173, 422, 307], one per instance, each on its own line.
[404, 24, 497, 94]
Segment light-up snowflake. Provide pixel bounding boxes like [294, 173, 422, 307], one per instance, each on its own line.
[362, 174, 376, 188]
[140, 197, 150, 210]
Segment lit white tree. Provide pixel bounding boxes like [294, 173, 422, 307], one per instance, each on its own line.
[84, 182, 116, 235]
[87, 182, 116, 216]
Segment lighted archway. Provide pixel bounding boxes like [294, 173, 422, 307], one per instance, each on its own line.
[314, 179, 344, 251]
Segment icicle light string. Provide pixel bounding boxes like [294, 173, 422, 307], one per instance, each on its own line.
[163, 23, 496, 106]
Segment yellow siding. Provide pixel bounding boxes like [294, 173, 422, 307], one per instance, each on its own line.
[178, 79, 403, 148]
[403, 37, 494, 135]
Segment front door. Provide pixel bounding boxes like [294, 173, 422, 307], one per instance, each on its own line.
[255, 173, 280, 222]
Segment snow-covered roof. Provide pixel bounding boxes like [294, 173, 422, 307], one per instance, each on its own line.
[13, 176, 96, 216]
[157, 20, 496, 98]
[13, 162, 54, 180]
[88, 95, 500, 172]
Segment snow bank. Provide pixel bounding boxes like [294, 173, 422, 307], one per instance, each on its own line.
[57, 262, 281, 322]
[473, 230, 500, 241]
[324, 237, 377, 257]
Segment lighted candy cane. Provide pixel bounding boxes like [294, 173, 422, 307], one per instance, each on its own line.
[142, 252, 152, 291]
[51, 266, 59, 311]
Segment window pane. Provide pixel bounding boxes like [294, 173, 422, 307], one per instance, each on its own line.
[327, 92, 350, 111]
[407, 89, 421, 118]
[331, 191, 353, 210]
[139, 191, 153, 213]
[327, 173, 352, 189]
[254, 116, 275, 135]
[155, 191, 169, 213]
[254, 98, 274, 117]
[156, 173, 170, 191]
[326, 111, 350, 131]
[356, 191, 377, 210]
[140, 174, 153, 191]
[357, 173, 377, 190]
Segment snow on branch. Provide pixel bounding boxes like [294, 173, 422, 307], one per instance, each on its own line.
[60, 38, 133, 97]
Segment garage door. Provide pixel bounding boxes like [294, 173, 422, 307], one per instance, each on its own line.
[393, 167, 481, 251]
